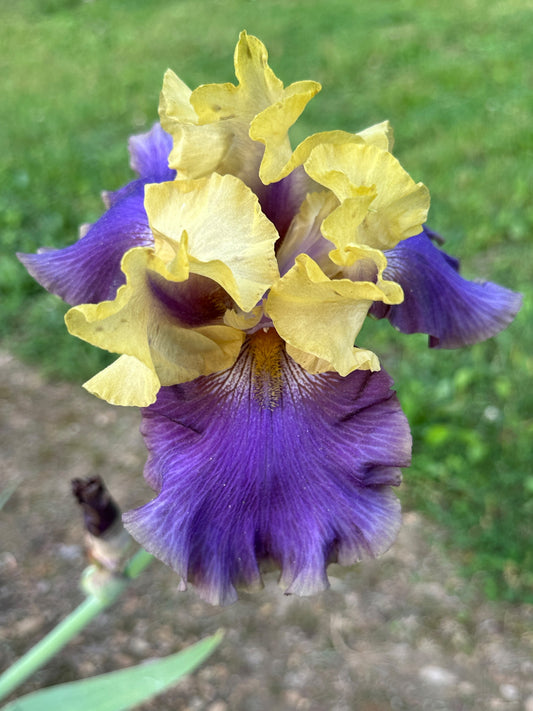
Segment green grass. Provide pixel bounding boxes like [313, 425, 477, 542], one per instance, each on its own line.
[1, 0, 531, 601]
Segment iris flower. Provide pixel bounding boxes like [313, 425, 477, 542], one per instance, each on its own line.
[19, 32, 521, 604]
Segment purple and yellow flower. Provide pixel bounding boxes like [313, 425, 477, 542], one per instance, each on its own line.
[19, 32, 521, 604]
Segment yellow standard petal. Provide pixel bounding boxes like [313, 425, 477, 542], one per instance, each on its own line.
[257, 120, 394, 185]
[159, 68, 229, 179]
[249, 80, 321, 185]
[65, 247, 244, 407]
[145, 173, 280, 312]
[266, 254, 401, 377]
[305, 141, 430, 251]
[159, 31, 319, 188]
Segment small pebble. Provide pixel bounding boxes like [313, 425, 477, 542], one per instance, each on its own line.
[13, 615, 43, 636]
[36, 579, 51, 594]
[419, 665, 457, 686]
[0, 552, 17, 571]
[130, 636, 151, 655]
[500, 683, 519, 701]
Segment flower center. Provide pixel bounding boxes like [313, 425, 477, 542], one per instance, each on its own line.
[149, 272, 231, 326]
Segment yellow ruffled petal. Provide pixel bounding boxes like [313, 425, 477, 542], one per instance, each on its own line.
[266, 254, 399, 376]
[249, 80, 321, 185]
[257, 121, 393, 185]
[284, 345, 332, 374]
[159, 69, 228, 179]
[285, 343, 378, 374]
[304, 142, 430, 250]
[65, 247, 244, 406]
[357, 120, 394, 151]
[329, 245, 404, 304]
[83, 355, 161, 407]
[192, 32, 283, 123]
[66, 247, 157, 365]
[159, 31, 319, 188]
[151, 323, 245, 387]
[159, 69, 195, 123]
[145, 173, 280, 311]
[320, 192, 377, 252]
[260, 130, 363, 184]
[223, 305, 263, 330]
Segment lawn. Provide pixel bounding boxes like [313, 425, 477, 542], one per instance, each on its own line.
[1, 0, 531, 601]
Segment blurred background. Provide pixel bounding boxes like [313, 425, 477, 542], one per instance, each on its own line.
[1, 0, 532, 708]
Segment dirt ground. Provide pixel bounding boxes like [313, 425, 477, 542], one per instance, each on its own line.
[1, 349, 532, 711]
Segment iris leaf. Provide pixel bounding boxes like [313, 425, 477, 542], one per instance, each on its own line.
[1, 630, 223, 711]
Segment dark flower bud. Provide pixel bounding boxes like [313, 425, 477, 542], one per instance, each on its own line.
[72, 476, 132, 572]
[72, 476, 121, 538]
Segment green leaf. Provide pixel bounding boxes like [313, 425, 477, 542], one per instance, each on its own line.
[1, 631, 223, 711]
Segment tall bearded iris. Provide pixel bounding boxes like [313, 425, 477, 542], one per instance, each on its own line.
[19, 32, 521, 605]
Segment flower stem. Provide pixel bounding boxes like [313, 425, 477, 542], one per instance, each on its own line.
[123, 547, 153, 579]
[0, 548, 153, 703]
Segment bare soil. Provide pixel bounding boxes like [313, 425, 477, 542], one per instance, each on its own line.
[1, 350, 532, 711]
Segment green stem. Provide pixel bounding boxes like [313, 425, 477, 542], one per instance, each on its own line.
[0, 548, 153, 703]
[123, 548, 153, 580]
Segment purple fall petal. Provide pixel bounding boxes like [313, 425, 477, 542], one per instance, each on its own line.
[18, 182, 153, 305]
[18, 124, 175, 306]
[123, 331, 411, 606]
[370, 230, 522, 348]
